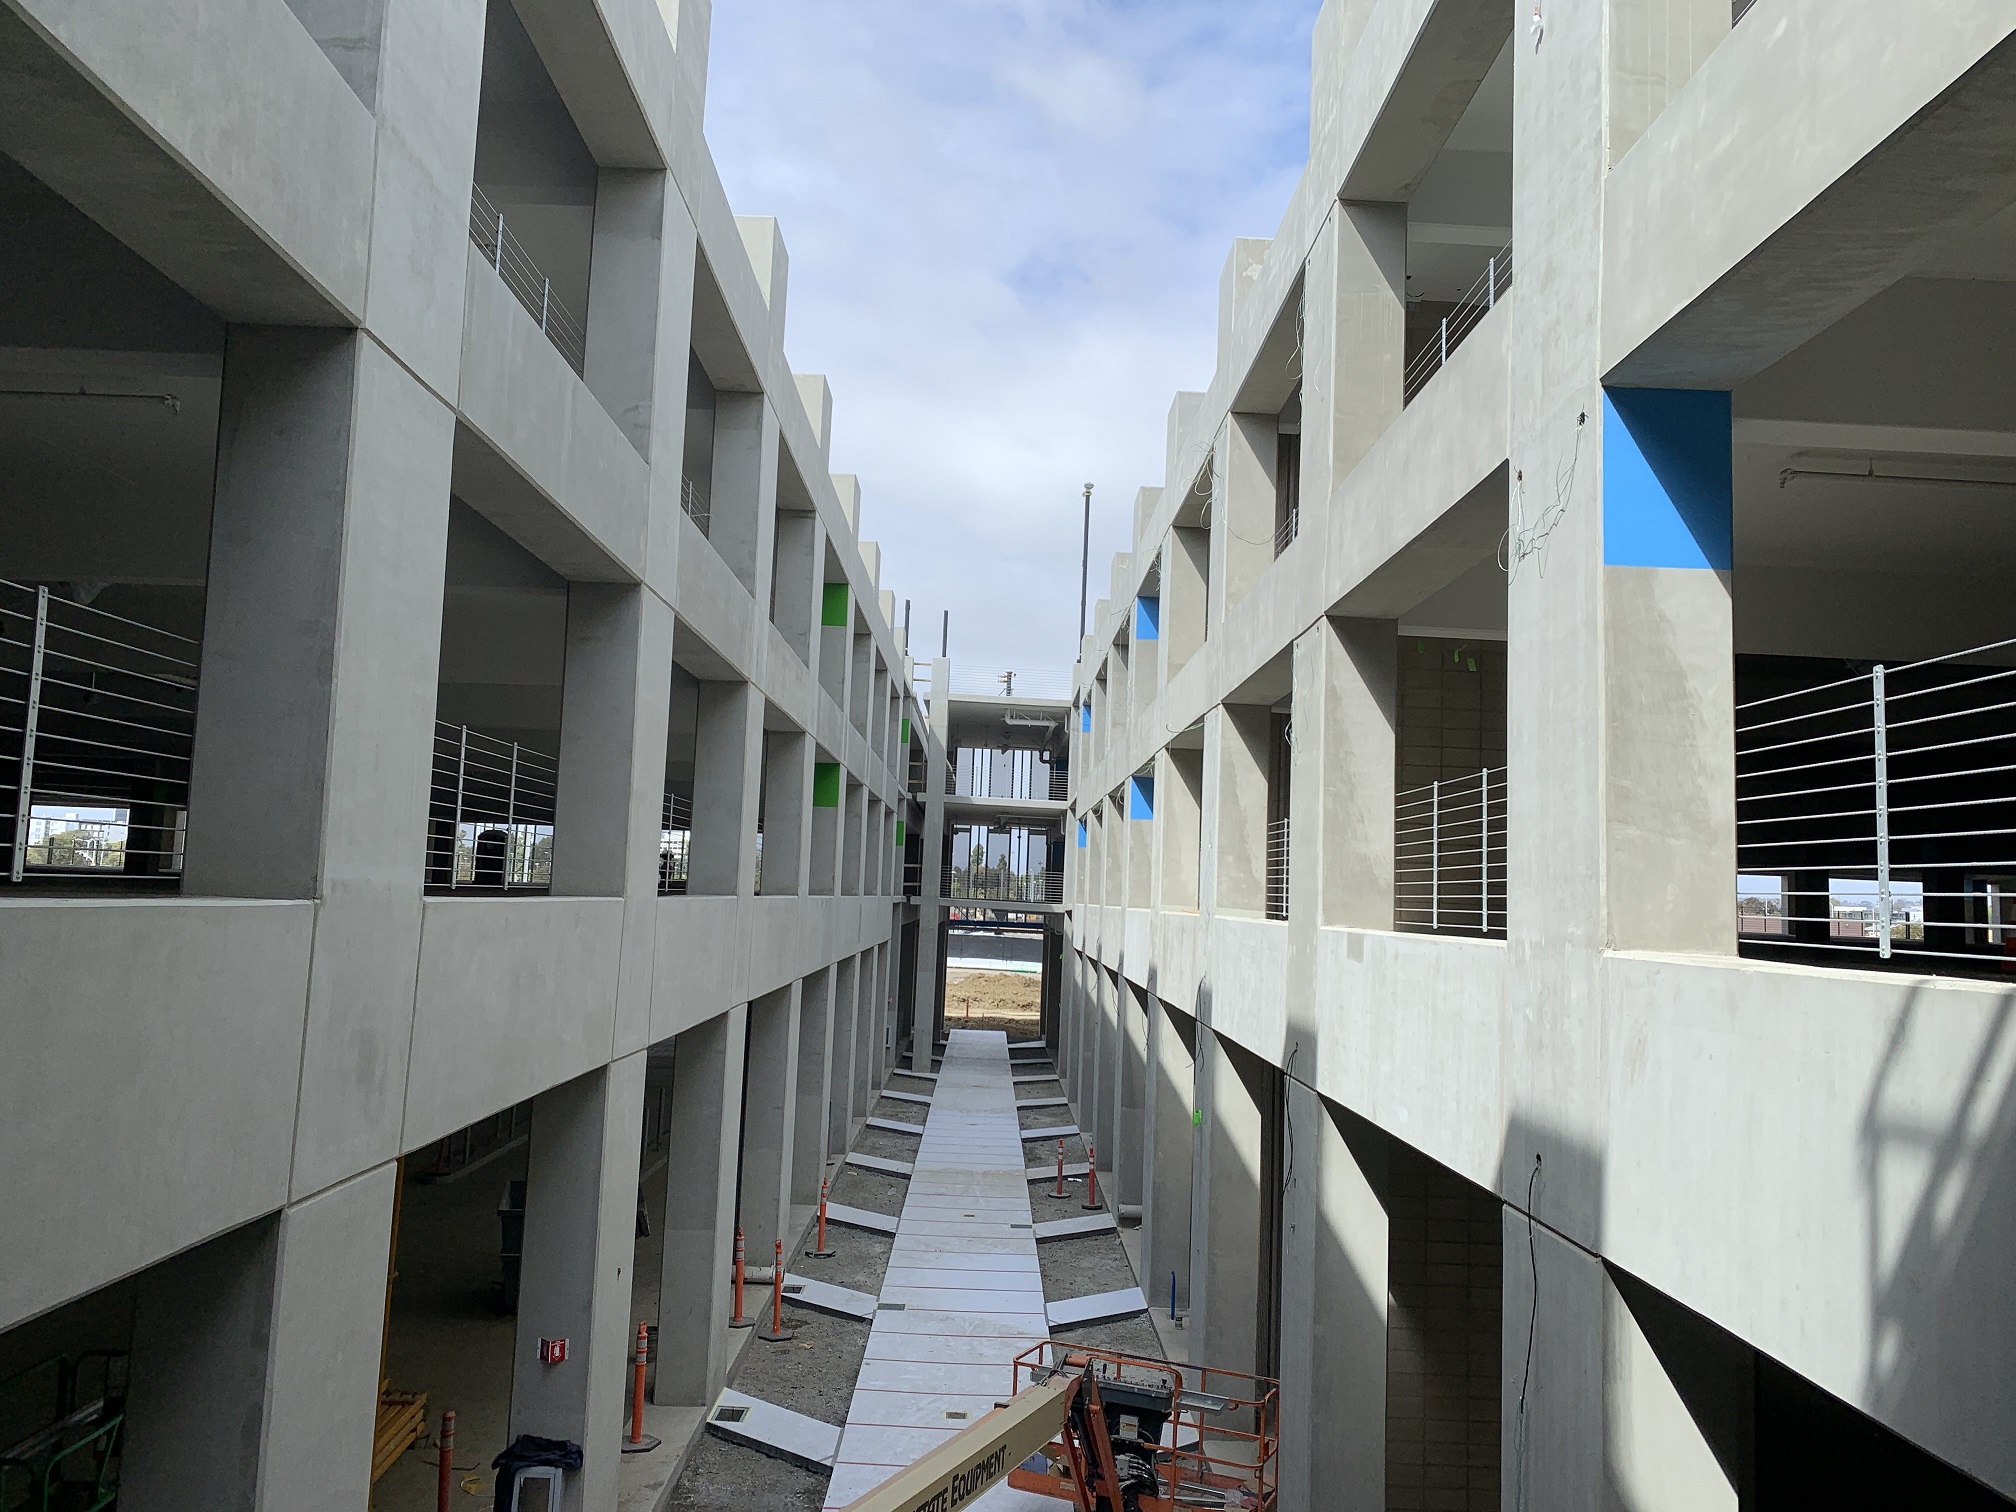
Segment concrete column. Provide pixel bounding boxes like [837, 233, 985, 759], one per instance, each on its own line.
[1164, 525, 1210, 679]
[658, 1004, 746, 1406]
[793, 969, 833, 1207]
[1219, 413, 1275, 615]
[761, 726, 813, 895]
[122, 1164, 396, 1512]
[1309, 615, 1398, 929]
[842, 779, 866, 896]
[553, 585, 675, 1053]
[1096, 970, 1122, 1178]
[849, 950, 875, 1107]
[1190, 1028, 1269, 1387]
[1604, 1272, 1750, 1511]
[872, 941, 894, 1072]
[1155, 746, 1203, 912]
[690, 680, 761, 895]
[866, 798, 886, 896]
[583, 168, 669, 458]
[182, 328, 450, 1196]
[708, 392, 778, 597]
[1143, 1000, 1196, 1312]
[817, 578, 851, 709]
[1299, 200, 1406, 505]
[770, 508, 818, 665]
[1116, 982, 1147, 1207]
[821, 965, 856, 1155]
[1126, 772, 1153, 903]
[1211, 706, 1271, 916]
[1275, 1093, 1388, 1511]
[810, 757, 841, 895]
[511, 1055, 648, 1512]
[850, 630, 872, 733]
[740, 984, 801, 1259]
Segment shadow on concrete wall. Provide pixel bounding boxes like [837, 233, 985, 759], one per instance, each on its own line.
[1857, 983, 2016, 1502]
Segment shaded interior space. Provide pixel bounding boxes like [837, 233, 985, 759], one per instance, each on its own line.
[1384, 1140, 1500, 1512]
[660, 658, 700, 895]
[1402, 35, 1512, 400]
[425, 499, 568, 894]
[1728, 211, 2016, 978]
[1228, 278, 1306, 565]
[0, 1279, 133, 1510]
[682, 254, 766, 594]
[1606, 1267, 2016, 1511]
[470, 0, 598, 374]
[375, 1075, 675, 1512]
[0, 148, 224, 895]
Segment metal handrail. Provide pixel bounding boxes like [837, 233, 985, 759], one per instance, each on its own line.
[942, 864, 1062, 904]
[1402, 242, 1512, 404]
[2, 580, 197, 884]
[659, 789, 691, 896]
[1736, 637, 2016, 972]
[425, 721, 556, 890]
[468, 184, 588, 376]
[1265, 815, 1290, 920]
[946, 667, 1075, 699]
[680, 474, 711, 535]
[1394, 767, 1506, 935]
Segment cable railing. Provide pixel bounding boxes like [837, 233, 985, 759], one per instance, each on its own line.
[947, 667, 1075, 700]
[1273, 503, 1299, 557]
[1402, 242, 1512, 405]
[1395, 767, 1507, 936]
[1736, 638, 2016, 974]
[2, 580, 197, 885]
[942, 865, 1062, 905]
[425, 722, 556, 891]
[1265, 816, 1290, 920]
[659, 790, 691, 896]
[950, 747, 1064, 801]
[680, 473, 711, 535]
[468, 184, 588, 377]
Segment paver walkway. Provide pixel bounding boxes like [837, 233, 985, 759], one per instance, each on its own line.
[822, 1030, 1052, 1510]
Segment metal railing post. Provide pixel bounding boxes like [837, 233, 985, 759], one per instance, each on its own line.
[451, 725, 469, 890]
[9, 586, 50, 882]
[494, 211, 505, 271]
[505, 740, 520, 886]
[1439, 318, 1448, 368]
[1429, 780, 1441, 932]
[1487, 257, 1496, 310]
[1873, 664, 1891, 958]
[1479, 770, 1489, 933]
[540, 278, 551, 334]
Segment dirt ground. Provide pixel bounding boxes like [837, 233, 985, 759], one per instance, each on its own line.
[943, 969, 1041, 1036]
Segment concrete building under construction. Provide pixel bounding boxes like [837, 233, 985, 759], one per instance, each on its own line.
[8, 0, 2016, 1510]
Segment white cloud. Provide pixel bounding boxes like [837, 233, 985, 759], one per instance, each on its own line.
[704, 0, 1320, 674]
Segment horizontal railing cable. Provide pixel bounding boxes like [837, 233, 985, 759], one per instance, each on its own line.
[1394, 767, 1506, 935]
[1402, 242, 1512, 405]
[425, 721, 557, 890]
[469, 184, 588, 376]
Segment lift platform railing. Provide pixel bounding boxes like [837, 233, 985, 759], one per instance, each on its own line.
[1, 580, 197, 885]
[1265, 815, 1291, 921]
[943, 864, 1062, 905]
[424, 722, 556, 891]
[1402, 241, 1512, 404]
[1736, 636, 2016, 973]
[469, 184, 588, 376]
[1395, 766, 1507, 936]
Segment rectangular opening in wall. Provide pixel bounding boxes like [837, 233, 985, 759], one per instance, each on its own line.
[470, 0, 598, 375]
[426, 499, 568, 894]
[0, 148, 225, 893]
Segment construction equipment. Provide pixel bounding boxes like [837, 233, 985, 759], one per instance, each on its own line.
[833, 1342, 1275, 1512]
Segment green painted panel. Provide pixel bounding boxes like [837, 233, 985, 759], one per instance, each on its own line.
[821, 583, 850, 627]
[896, 819, 907, 845]
[813, 761, 841, 808]
[900, 716, 911, 744]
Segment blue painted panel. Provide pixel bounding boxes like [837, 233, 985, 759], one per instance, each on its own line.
[1602, 389, 1732, 570]
[1080, 703, 1092, 733]
[1128, 774, 1155, 821]
[1134, 595, 1161, 641]
[1076, 819, 1088, 849]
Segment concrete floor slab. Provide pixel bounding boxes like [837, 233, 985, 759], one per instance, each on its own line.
[824, 1202, 900, 1235]
[782, 1273, 879, 1322]
[1032, 1213, 1118, 1241]
[1020, 1124, 1079, 1141]
[845, 1152, 915, 1178]
[1045, 1287, 1149, 1329]
[705, 1387, 842, 1473]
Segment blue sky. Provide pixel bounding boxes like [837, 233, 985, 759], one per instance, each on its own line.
[704, 0, 1324, 677]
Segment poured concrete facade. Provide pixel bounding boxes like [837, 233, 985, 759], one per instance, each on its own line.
[0, 0, 929, 1507]
[1063, 2, 2016, 1508]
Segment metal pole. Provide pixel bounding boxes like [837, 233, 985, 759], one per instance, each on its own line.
[1430, 780, 1441, 932]
[941, 609, 949, 659]
[1874, 664, 1892, 959]
[540, 277, 551, 333]
[1439, 317, 1449, 368]
[494, 211, 505, 271]
[1479, 769, 1490, 933]
[9, 585, 49, 882]
[506, 741, 519, 886]
[451, 725, 468, 889]
[1487, 256, 1496, 309]
[436, 1410, 455, 1512]
[1078, 483, 1094, 650]
[903, 598, 912, 646]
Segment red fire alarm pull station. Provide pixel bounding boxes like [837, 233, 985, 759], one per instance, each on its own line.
[539, 1337, 569, 1365]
